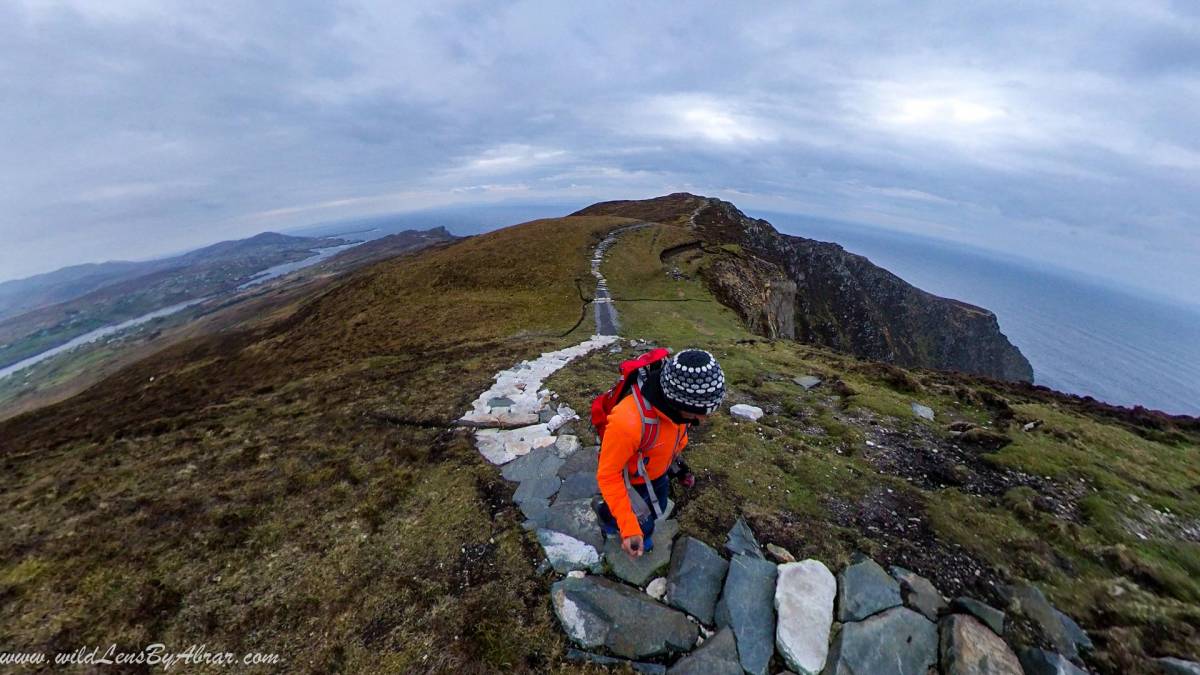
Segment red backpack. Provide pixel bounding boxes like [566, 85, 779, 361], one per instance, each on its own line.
[590, 348, 671, 444]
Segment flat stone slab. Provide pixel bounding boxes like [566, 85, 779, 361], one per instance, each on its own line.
[891, 566, 946, 622]
[1017, 648, 1089, 675]
[775, 560, 835, 675]
[551, 575, 699, 659]
[558, 445, 599, 479]
[513, 474, 561, 504]
[538, 529, 603, 574]
[825, 606, 937, 675]
[794, 375, 822, 390]
[474, 423, 556, 465]
[519, 498, 550, 529]
[911, 402, 935, 421]
[605, 520, 680, 586]
[951, 596, 1005, 635]
[941, 614, 1022, 675]
[730, 404, 764, 422]
[557, 471, 599, 501]
[544, 498, 604, 549]
[566, 648, 666, 675]
[838, 555, 902, 622]
[666, 536, 728, 625]
[501, 446, 565, 483]
[725, 516, 765, 559]
[715, 554, 778, 675]
[667, 627, 741, 675]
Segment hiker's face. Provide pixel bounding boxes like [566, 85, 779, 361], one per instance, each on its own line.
[679, 411, 708, 424]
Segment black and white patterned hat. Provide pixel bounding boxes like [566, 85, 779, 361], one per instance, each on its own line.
[659, 349, 726, 415]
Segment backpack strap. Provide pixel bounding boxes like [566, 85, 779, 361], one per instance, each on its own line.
[623, 381, 663, 520]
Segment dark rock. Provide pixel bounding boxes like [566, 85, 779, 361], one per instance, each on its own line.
[1055, 609, 1094, 654]
[947, 421, 975, 433]
[513, 475, 560, 504]
[668, 628, 741, 675]
[1017, 648, 1089, 675]
[551, 575, 699, 659]
[950, 596, 1005, 635]
[890, 566, 946, 622]
[538, 407, 556, 423]
[823, 606, 937, 675]
[725, 516, 765, 559]
[519, 498, 550, 528]
[557, 445, 598, 479]
[566, 648, 666, 675]
[544, 498, 604, 549]
[1155, 658, 1200, 675]
[1000, 584, 1082, 660]
[837, 555, 901, 622]
[959, 427, 1012, 451]
[558, 471, 599, 501]
[940, 614, 1023, 675]
[604, 520, 680, 586]
[666, 536, 729, 625]
[502, 446, 565, 483]
[489, 396, 516, 408]
[715, 554, 777, 675]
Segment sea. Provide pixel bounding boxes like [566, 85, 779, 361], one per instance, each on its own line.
[754, 211, 1200, 417]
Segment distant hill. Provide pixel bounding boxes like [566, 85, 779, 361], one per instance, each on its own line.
[575, 193, 1034, 382]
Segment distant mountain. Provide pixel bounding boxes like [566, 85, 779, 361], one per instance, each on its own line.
[574, 193, 1034, 382]
[0, 232, 348, 370]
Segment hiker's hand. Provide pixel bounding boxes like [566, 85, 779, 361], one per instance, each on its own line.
[622, 535, 643, 558]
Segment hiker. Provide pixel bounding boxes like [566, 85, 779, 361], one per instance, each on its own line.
[592, 348, 726, 559]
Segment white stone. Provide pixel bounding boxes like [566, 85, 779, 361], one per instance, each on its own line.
[474, 423, 554, 465]
[646, 577, 667, 600]
[775, 559, 836, 675]
[567, 570, 586, 579]
[538, 529, 603, 574]
[911, 402, 935, 421]
[730, 404, 764, 422]
[554, 434, 582, 458]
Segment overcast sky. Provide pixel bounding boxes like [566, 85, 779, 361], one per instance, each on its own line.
[2, 1, 1198, 305]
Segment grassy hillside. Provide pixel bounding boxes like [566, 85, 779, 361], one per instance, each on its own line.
[0, 215, 635, 673]
[1, 213, 1196, 674]
[545, 223, 1200, 674]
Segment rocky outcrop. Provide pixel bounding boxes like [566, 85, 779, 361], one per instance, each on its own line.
[574, 194, 1033, 382]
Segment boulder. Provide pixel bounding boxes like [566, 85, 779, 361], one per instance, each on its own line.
[794, 375, 822, 390]
[565, 648, 666, 675]
[668, 628, 741, 675]
[940, 614, 1023, 675]
[823, 606, 937, 675]
[766, 543, 796, 563]
[725, 516, 765, 559]
[950, 596, 1006, 635]
[1016, 648, 1089, 675]
[1155, 658, 1200, 675]
[551, 575, 699, 659]
[604, 520, 680, 586]
[544, 498, 604, 549]
[1001, 583, 1084, 660]
[513, 475, 561, 504]
[716, 554, 778, 675]
[890, 566, 946, 622]
[911, 402, 935, 421]
[557, 471, 600, 501]
[666, 536, 729, 625]
[501, 446, 564, 483]
[537, 529, 603, 574]
[837, 555, 901, 622]
[775, 560, 835, 675]
[730, 404, 764, 422]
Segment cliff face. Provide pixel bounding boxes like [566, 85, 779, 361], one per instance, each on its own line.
[575, 194, 1034, 382]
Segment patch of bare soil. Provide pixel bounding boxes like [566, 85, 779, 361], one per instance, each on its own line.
[846, 409, 1086, 522]
[826, 486, 1005, 601]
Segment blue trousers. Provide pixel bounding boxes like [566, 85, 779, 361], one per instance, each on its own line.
[596, 473, 670, 540]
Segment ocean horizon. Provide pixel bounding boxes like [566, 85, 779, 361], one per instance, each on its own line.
[757, 210, 1200, 417]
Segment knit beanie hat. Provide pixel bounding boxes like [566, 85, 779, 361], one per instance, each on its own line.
[659, 349, 726, 416]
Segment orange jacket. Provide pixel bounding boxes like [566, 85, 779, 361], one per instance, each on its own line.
[596, 392, 689, 539]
